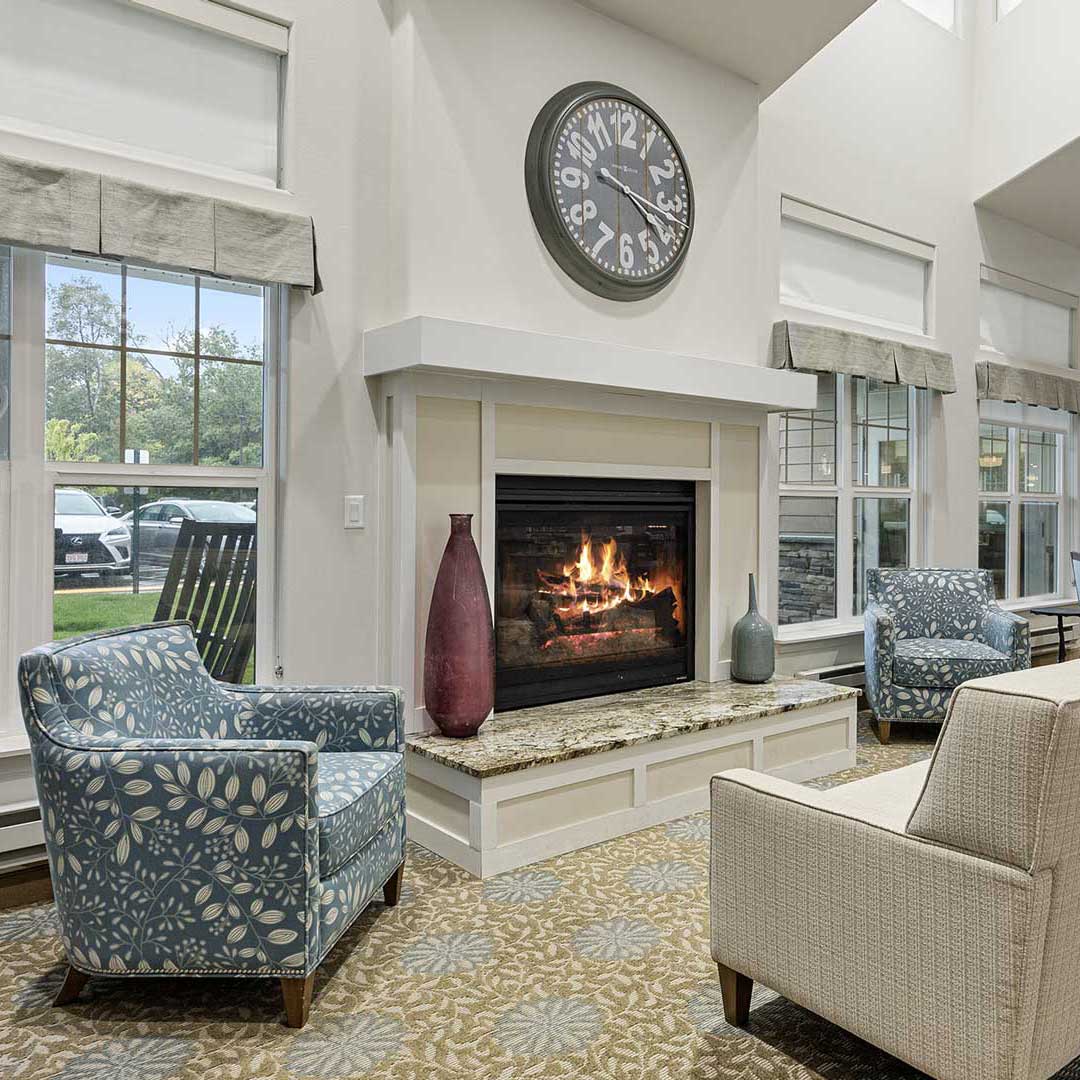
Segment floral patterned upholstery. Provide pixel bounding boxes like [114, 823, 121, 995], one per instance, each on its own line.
[18, 621, 406, 981]
[864, 569, 1029, 723]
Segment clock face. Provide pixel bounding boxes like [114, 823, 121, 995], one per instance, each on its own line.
[525, 82, 694, 301]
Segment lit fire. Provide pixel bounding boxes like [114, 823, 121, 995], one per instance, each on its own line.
[539, 533, 684, 633]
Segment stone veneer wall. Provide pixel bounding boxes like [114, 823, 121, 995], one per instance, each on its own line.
[778, 535, 836, 625]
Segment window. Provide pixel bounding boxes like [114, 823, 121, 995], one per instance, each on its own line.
[0, 0, 285, 184]
[1, 248, 280, 737]
[780, 198, 934, 336]
[45, 257, 265, 467]
[978, 420, 1063, 601]
[900, 0, 956, 31]
[778, 375, 921, 627]
[980, 268, 1076, 369]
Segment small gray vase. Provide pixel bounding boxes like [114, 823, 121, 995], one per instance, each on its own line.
[731, 573, 775, 683]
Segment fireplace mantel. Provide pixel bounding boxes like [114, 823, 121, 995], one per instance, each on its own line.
[364, 316, 816, 412]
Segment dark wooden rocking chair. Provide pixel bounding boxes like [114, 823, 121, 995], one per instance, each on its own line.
[153, 520, 257, 684]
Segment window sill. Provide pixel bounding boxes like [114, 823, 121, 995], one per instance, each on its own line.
[776, 621, 864, 646]
[1001, 596, 1076, 613]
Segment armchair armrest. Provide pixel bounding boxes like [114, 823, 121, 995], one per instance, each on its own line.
[28, 720, 319, 976]
[223, 685, 405, 753]
[710, 770, 1046, 1080]
[863, 602, 896, 716]
[981, 606, 1031, 669]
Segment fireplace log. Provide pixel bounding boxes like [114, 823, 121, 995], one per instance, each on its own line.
[551, 587, 678, 637]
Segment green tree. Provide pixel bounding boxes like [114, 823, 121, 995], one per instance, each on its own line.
[45, 418, 100, 463]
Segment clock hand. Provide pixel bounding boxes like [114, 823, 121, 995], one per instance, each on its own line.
[597, 168, 688, 231]
[595, 170, 671, 242]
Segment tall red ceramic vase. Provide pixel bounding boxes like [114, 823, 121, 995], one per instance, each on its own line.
[423, 514, 495, 737]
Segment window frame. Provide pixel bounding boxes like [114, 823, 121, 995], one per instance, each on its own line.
[0, 248, 282, 746]
[776, 373, 924, 636]
[978, 415, 1070, 605]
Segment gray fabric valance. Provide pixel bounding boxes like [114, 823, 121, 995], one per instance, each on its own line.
[976, 360, 1080, 413]
[0, 152, 320, 293]
[770, 320, 956, 393]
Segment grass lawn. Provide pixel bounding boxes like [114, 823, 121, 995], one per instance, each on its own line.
[52, 589, 161, 640]
[52, 588, 256, 682]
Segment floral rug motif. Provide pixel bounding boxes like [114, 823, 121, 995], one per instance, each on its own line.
[2, 717, 1072, 1079]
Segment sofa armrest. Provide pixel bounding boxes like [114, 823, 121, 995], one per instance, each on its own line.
[223, 684, 405, 752]
[710, 769, 1047, 1080]
[981, 606, 1031, 670]
[28, 723, 319, 976]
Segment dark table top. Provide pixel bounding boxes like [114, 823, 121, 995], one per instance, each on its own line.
[1030, 604, 1080, 617]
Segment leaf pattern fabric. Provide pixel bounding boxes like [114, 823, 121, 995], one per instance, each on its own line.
[863, 569, 1030, 724]
[18, 621, 405, 981]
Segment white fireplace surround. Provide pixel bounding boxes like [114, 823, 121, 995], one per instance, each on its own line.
[365, 316, 816, 736]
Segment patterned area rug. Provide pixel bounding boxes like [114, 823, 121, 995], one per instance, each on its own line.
[0, 717, 1070, 1080]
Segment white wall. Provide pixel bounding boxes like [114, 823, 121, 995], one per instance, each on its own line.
[388, 0, 760, 362]
[972, 0, 1080, 199]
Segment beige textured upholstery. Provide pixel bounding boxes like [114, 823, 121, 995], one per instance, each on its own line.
[711, 662, 1080, 1080]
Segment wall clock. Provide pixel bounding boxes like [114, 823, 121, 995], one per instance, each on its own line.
[525, 81, 694, 302]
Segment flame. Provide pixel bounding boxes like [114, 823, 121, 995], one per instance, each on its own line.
[543, 533, 684, 633]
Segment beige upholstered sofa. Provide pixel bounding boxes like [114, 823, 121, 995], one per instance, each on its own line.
[711, 663, 1080, 1080]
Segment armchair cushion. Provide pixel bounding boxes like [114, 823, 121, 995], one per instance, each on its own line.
[317, 752, 404, 878]
[893, 637, 1011, 689]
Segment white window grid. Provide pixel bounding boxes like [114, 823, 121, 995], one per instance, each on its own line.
[0, 248, 283, 746]
[777, 373, 923, 631]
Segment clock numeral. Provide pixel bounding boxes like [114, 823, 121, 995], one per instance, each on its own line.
[591, 221, 615, 257]
[639, 128, 658, 161]
[619, 232, 635, 270]
[610, 110, 638, 150]
[560, 166, 589, 190]
[569, 200, 598, 227]
[568, 131, 597, 165]
[587, 113, 613, 150]
[637, 229, 660, 267]
[656, 190, 683, 214]
[649, 158, 676, 187]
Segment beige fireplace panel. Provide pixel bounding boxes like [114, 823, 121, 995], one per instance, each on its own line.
[495, 404, 711, 468]
[407, 773, 472, 842]
[646, 740, 753, 802]
[762, 716, 849, 770]
[497, 769, 635, 845]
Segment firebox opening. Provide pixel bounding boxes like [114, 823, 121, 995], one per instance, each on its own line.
[495, 476, 694, 711]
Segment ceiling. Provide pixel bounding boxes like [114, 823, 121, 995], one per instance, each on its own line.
[574, 0, 876, 96]
[978, 139, 1080, 250]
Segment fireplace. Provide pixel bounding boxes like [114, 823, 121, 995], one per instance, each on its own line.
[495, 476, 694, 710]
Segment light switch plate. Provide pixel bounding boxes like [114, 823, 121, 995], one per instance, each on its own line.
[344, 495, 366, 530]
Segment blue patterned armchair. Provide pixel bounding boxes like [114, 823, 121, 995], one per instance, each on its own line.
[864, 568, 1029, 742]
[18, 621, 406, 1029]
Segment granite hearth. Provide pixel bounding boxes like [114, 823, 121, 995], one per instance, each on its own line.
[405, 678, 857, 876]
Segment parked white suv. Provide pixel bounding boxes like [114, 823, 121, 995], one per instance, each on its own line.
[54, 488, 131, 579]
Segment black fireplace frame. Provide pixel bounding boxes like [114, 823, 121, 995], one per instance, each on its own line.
[495, 475, 695, 711]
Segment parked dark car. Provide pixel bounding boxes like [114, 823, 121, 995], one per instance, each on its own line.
[121, 499, 256, 569]
[54, 488, 132, 579]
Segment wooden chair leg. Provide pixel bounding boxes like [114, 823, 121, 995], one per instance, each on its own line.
[53, 965, 89, 1007]
[281, 975, 314, 1029]
[383, 860, 405, 907]
[877, 720, 891, 745]
[717, 963, 753, 1026]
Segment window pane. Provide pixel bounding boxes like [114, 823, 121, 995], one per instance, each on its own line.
[46, 255, 122, 345]
[780, 213, 928, 334]
[1020, 502, 1058, 597]
[851, 377, 910, 487]
[199, 360, 264, 467]
[978, 423, 1009, 493]
[1019, 428, 1058, 494]
[53, 485, 258, 682]
[125, 353, 195, 465]
[778, 496, 837, 625]
[0, 245, 10, 460]
[778, 374, 836, 485]
[201, 278, 264, 359]
[979, 501, 1009, 600]
[45, 345, 121, 462]
[853, 497, 910, 615]
[980, 280, 1073, 368]
[126, 267, 195, 353]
